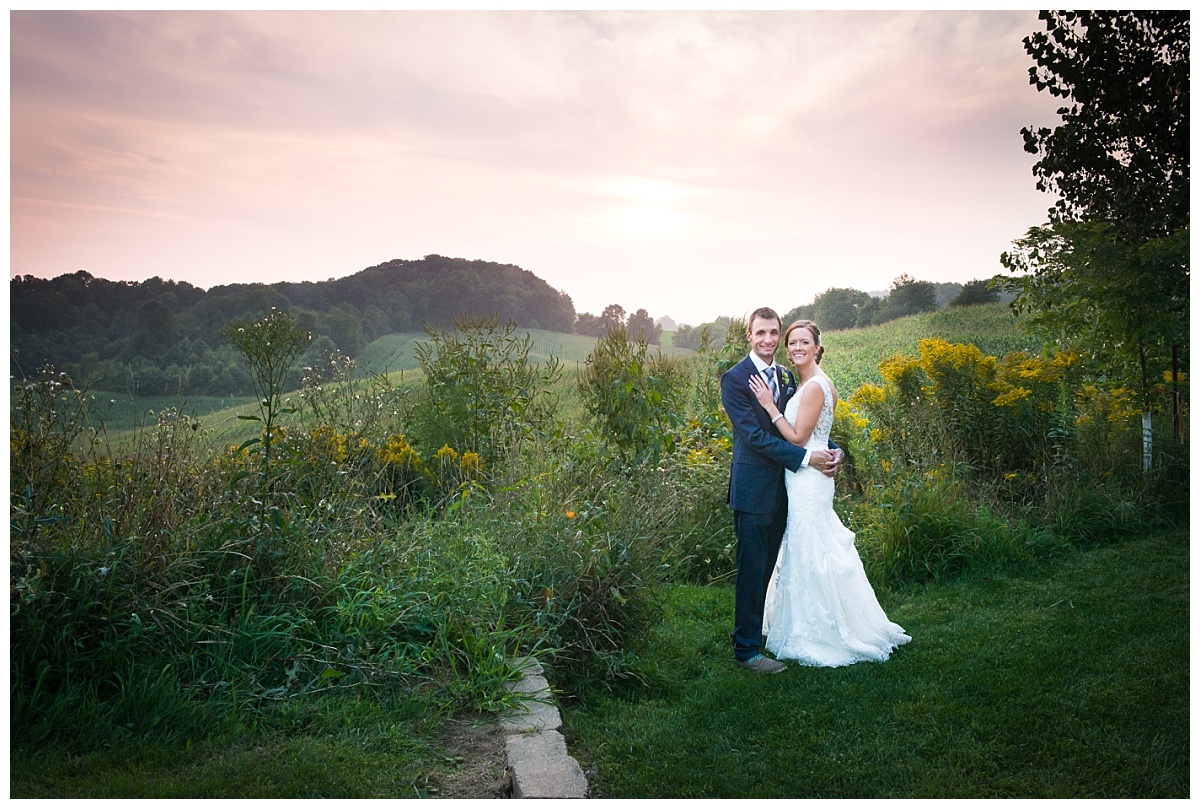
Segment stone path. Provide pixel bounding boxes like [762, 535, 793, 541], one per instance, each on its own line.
[499, 657, 589, 799]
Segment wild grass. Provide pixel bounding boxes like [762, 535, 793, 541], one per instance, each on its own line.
[821, 302, 1040, 394]
[10, 305, 1188, 798]
[565, 531, 1189, 799]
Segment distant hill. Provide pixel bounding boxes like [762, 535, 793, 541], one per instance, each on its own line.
[11, 255, 577, 397]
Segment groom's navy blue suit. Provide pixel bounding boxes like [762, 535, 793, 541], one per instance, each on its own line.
[721, 355, 833, 662]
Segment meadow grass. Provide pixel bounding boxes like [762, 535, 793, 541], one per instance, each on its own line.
[357, 327, 691, 376]
[820, 302, 1039, 394]
[565, 530, 1189, 799]
[86, 327, 679, 452]
[85, 306, 1018, 451]
[10, 691, 460, 798]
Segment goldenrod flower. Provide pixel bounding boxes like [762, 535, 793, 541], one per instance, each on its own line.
[992, 387, 1032, 407]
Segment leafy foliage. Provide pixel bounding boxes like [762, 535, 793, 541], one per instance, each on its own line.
[1021, 10, 1190, 241]
[949, 278, 1001, 307]
[812, 287, 877, 330]
[879, 273, 938, 321]
[1009, 12, 1189, 470]
[578, 326, 688, 462]
[1000, 222, 1189, 409]
[626, 308, 662, 345]
[412, 315, 563, 476]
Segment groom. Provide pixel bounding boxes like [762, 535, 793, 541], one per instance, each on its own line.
[720, 307, 841, 674]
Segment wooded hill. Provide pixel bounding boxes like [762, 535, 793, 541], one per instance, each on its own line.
[11, 255, 576, 397]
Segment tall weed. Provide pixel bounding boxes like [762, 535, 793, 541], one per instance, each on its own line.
[854, 472, 1049, 586]
[578, 325, 688, 463]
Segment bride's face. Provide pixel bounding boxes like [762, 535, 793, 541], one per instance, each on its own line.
[786, 327, 819, 369]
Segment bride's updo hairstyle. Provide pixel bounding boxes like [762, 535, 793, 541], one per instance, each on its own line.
[784, 320, 824, 364]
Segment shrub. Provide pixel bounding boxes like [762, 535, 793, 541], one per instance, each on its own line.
[412, 315, 562, 481]
[578, 325, 687, 463]
[221, 308, 312, 487]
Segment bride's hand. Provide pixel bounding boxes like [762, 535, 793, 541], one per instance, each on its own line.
[821, 448, 843, 479]
[748, 375, 776, 411]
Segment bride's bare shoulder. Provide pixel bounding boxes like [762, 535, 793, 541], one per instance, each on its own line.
[817, 372, 839, 403]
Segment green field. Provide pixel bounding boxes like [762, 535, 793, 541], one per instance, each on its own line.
[84, 327, 696, 446]
[82, 303, 1028, 434]
[356, 327, 694, 377]
[818, 303, 1038, 395]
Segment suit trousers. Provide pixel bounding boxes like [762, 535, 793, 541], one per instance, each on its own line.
[732, 498, 789, 661]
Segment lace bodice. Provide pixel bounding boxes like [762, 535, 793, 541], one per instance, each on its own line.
[784, 373, 834, 451]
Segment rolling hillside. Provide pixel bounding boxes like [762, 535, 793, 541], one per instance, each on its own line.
[76, 304, 1034, 451]
[355, 328, 694, 375]
[818, 303, 1036, 394]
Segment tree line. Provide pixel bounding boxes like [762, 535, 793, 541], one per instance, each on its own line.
[11, 253, 1004, 399]
[670, 275, 1003, 352]
[10, 255, 577, 397]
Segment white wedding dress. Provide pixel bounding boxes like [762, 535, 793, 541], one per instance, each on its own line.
[764, 374, 911, 666]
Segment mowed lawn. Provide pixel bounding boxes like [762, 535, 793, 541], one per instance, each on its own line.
[565, 531, 1189, 799]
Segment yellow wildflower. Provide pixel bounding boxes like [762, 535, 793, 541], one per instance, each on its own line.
[460, 450, 483, 476]
[992, 387, 1032, 407]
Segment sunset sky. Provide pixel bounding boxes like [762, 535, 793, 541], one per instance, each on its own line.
[10, 9, 1065, 326]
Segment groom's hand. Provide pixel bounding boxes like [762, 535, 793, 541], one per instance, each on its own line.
[822, 448, 844, 479]
[808, 449, 833, 472]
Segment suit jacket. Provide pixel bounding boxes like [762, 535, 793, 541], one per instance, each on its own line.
[720, 356, 809, 515]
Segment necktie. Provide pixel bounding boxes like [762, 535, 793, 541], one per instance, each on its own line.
[763, 367, 779, 402]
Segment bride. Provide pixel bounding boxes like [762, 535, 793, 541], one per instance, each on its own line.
[748, 319, 910, 667]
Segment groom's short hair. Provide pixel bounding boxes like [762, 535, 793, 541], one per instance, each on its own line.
[748, 307, 781, 329]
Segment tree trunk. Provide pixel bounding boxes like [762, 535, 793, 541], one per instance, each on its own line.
[1143, 410, 1153, 473]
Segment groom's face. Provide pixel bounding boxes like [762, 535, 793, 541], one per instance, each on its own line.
[747, 316, 781, 365]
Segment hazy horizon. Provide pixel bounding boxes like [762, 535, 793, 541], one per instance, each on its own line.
[11, 9, 1063, 325]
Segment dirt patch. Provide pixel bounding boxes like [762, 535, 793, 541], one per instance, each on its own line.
[428, 719, 511, 799]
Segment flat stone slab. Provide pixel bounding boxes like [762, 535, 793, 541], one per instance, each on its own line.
[510, 751, 589, 799]
[501, 657, 589, 798]
[506, 729, 569, 761]
[499, 697, 561, 733]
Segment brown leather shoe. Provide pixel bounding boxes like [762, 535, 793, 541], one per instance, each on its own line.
[737, 654, 787, 674]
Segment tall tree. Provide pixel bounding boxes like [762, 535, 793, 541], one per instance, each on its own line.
[574, 312, 602, 337]
[1022, 11, 1189, 242]
[812, 287, 873, 331]
[626, 308, 661, 345]
[599, 304, 627, 333]
[880, 274, 937, 322]
[1009, 11, 1189, 468]
[948, 279, 1000, 308]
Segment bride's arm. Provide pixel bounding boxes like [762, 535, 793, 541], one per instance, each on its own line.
[787, 384, 822, 446]
[749, 376, 821, 447]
